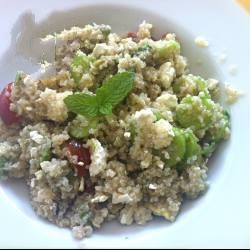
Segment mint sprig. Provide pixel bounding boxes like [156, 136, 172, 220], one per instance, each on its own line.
[64, 71, 135, 117]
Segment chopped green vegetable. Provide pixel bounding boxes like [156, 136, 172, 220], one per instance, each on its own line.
[210, 110, 230, 141]
[153, 111, 165, 121]
[165, 128, 186, 167]
[69, 116, 99, 139]
[196, 77, 207, 93]
[70, 51, 90, 83]
[154, 40, 180, 63]
[151, 108, 167, 121]
[184, 130, 201, 162]
[202, 110, 230, 157]
[64, 71, 135, 118]
[176, 95, 214, 131]
[202, 141, 217, 157]
[173, 74, 210, 99]
[41, 147, 52, 162]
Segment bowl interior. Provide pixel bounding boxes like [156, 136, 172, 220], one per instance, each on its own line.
[0, 3, 230, 246]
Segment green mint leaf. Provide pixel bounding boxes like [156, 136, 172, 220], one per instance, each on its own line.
[64, 71, 135, 118]
[64, 93, 99, 118]
[99, 103, 113, 115]
[96, 71, 135, 108]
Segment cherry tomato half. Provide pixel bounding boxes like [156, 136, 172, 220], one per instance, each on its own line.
[0, 83, 21, 125]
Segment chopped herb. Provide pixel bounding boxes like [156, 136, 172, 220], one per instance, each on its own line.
[64, 71, 135, 118]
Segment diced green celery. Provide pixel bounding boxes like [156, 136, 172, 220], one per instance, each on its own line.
[70, 51, 90, 83]
[165, 128, 186, 167]
[173, 74, 210, 99]
[69, 116, 98, 139]
[184, 130, 201, 161]
[211, 110, 230, 141]
[201, 110, 230, 157]
[196, 77, 210, 98]
[154, 40, 180, 63]
[176, 96, 214, 131]
[195, 77, 206, 92]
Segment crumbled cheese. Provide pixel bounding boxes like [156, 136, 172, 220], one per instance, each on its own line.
[30, 131, 44, 144]
[134, 108, 155, 120]
[132, 108, 174, 150]
[25, 107, 33, 111]
[158, 62, 176, 89]
[195, 36, 209, 48]
[154, 92, 178, 110]
[124, 132, 131, 138]
[91, 195, 109, 203]
[157, 161, 164, 169]
[39, 89, 73, 122]
[87, 139, 107, 177]
[149, 184, 157, 190]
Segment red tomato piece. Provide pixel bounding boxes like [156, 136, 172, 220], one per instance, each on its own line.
[65, 139, 91, 177]
[0, 83, 21, 125]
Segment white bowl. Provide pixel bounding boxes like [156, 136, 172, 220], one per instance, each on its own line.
[0, 0, 250, 248]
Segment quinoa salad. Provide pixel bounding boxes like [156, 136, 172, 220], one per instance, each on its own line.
[0, 22, 230, 239]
